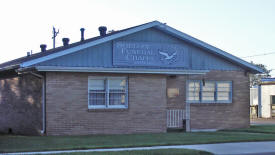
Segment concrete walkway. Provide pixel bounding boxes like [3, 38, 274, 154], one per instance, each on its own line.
[3, 141, 275, 155]
[180, 141, 275, 155]
[251, 118, 275, 125]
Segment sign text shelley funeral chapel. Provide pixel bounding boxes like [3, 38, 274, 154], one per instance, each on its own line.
[113, 41, 189, 68]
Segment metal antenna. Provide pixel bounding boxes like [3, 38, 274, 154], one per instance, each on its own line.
[52, 26, 59, 48]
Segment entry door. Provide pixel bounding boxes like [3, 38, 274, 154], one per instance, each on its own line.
[271, 96, 275, 118]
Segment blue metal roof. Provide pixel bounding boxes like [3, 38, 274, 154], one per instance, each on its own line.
[261, 78, 275, 82]
[0, 21, 263, 74]
[38, 28, 242, 71]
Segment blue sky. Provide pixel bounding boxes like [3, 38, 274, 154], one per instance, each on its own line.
[0, 0, 274, 75]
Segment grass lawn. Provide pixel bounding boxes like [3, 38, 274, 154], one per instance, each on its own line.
[58, 149, 212, 155]
[223, 125, 275, 134]
[1, 125, 275, 153]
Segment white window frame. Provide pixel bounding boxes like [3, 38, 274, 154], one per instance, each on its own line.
[187, 80, 200, 102]
[88, 76, 128, 109]
[201, 81, 215, 102]
[216, 81, 232, 103]
[186, 80, 232, 103]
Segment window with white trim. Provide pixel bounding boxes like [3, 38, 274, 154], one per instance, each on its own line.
[187, 80, 232, 103]
[187, 81, 200, 101]
[88, 77, 128, 109]
[202, 82, 215, 101]
[216, 82, 231, 101]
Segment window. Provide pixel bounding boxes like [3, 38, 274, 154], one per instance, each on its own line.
[88, 77, 128, 109]
[187, 80, 232, 103]
[188, 81, 200, 101]
[217, 82, 231, 101]
[202, 82, 215, 101]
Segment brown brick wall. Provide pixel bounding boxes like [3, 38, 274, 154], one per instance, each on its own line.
[166, 70, 250, 130]
[189, 70, 250, 130]
[0, 74, 42, 135]
[167, 75, 186, 109]
[0, 70, 249, 135]
[45, 72, 167, 135]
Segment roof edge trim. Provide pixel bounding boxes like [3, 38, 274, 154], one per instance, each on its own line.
[0, 64, 20, 72]
[35, 66, 209, 75]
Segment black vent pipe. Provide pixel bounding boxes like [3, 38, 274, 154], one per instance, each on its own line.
[40, 44, 47, 52]
[98, 26, 107, 36]
[80, 28, 85, 41]
[62, 38, 70, 46]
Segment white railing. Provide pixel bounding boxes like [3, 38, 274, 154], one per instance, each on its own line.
[167, 109, 185, 128]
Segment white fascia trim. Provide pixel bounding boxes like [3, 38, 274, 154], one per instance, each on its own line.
[155, 24, 263, 73]
[35, 66, 209, 75]
[20, 21, 161, 68]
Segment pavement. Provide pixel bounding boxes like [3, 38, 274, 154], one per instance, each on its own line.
[180, 141, 275, 155]
[3, 141, 275, 155]
[251, 118, 275, 125]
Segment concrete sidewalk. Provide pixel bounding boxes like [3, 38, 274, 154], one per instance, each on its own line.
[3, 141, 275, 155]
[251, 118, 275, 125]
[180, 141, 275, 155]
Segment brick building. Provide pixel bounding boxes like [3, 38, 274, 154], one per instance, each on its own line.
[0, 21, 262, 135]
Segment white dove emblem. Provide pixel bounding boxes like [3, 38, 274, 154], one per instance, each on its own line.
[159, 51, 177, 60]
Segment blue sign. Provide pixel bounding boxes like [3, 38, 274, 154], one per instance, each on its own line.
[113, 41, 189, 68]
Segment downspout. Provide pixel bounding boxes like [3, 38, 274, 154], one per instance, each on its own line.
[258, 85, 262, 118]
[185, 75, 191, 132]
[41, 76, 46, 134]
[29, 72, 46, 134]
[186, 102, 191, 132]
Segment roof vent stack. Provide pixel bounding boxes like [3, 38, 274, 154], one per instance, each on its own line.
[27, 52, 31, 57]
[98, 26, 107, 36]
[62, 38, 70, 46]
[80, 28, 85, 41]
[40, 44, 47, 52]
